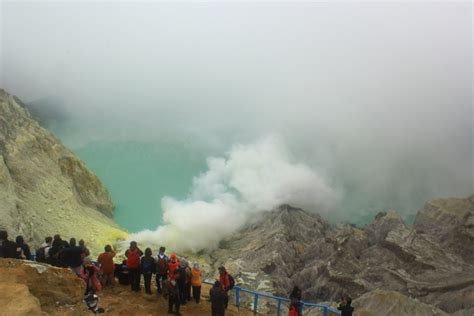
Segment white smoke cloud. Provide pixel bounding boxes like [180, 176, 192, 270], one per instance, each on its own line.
[130, 136, 339, 252]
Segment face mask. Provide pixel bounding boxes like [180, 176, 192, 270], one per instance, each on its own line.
[171, 280, 176, 286]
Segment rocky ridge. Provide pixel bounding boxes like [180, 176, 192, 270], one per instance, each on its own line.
[208, 196, 474, 315]
[0, 89, 127, 253]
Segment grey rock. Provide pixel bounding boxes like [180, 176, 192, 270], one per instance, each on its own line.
[414, 196, 474, 263]
[207, 197, 474, 315]
[352, 289, 448, 316]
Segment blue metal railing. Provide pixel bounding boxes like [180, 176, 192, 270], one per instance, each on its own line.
[205, 281, 340, 315]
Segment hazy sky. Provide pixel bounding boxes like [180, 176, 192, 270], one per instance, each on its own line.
[1, 1, 473, 224]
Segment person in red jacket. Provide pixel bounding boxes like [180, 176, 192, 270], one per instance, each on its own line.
[125, 241, 143, 292]
[289, 305, 299, 316]
[218, 266, 231, 309]
[97, 245, 116, 287]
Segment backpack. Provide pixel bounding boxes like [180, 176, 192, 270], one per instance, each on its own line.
[228, 274, 235, 289]
[126, 249, 140, 269]
[142, 258, 153, 274]
[157, 256, 168, 274]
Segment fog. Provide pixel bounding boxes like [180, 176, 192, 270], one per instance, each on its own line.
[1, 1, 472, 250]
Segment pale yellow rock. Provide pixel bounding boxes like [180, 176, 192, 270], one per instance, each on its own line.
[0, 283, 47, 316]
[0, 89, 127, 255]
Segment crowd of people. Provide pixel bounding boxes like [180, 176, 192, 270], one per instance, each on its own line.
[1, 230, 353, 315]
[0, 231, 233, 316]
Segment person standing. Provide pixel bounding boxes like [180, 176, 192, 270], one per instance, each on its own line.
[61, 237, 85, 276]
[218, 266, 231, 309]
[168, 253, 180, 277]
[210, 281, 227, 316]
[177, 259, 189, 305]
[97, 245, 116, 287]
[190, 262, 202, 303]
[167, 269, 181, 316]
[125, 241, 143, 292]
[155, 246, 169, 295]
[337, 295, 354, 316]
[79, 239, 90, 257]
[141, 248, 156, 294]
[48, 234, 68, 267]
[289, 286, 302, 316]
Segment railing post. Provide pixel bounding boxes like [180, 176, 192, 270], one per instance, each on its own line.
[254, 293, 259, 314]
[323, 306, 329, 316]
[235, 287, 240, 308]
[276, 298, 282, 316]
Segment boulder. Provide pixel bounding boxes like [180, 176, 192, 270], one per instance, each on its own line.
[414, 196, 474, 263]
[0, 259, 84, 315]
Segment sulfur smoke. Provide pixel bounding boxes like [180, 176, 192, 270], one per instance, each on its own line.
[130, 136, 339, 251]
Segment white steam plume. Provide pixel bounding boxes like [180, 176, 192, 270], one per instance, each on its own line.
[130, 136, 339, 252]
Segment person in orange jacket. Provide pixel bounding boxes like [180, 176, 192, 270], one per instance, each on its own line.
[168, 253, 180, 277]
[190, 262, 202, 303]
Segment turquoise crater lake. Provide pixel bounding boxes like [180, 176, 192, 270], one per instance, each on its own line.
[71, 140, 206, 232]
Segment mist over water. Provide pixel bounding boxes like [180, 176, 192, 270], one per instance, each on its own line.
[2, 1, 472, 249]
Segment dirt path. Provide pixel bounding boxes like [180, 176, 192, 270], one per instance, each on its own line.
[96, 283, 259, 315]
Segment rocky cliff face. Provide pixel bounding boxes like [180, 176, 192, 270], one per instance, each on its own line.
[209, 196, 474, 315]
[0, 89, 126, 253]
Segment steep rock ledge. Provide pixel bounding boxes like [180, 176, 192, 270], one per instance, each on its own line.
[0, 89, 126, 253]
